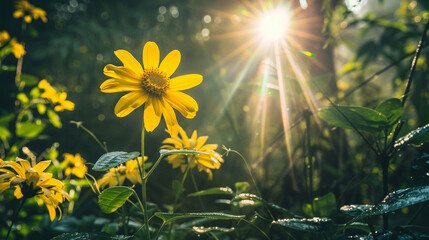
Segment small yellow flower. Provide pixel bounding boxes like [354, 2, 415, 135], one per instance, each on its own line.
[100, 41, 202, 136]
[54, 92, 75, 112]
[38, 79, 75, 111]
[161, 127, 224, 180]
[13, 0, 47, 23]
[10, 38, 26, 58]
[97, 157, 147, 189]
[63, 153, 87, 178]
[0, 158, 70, 221]
[0, 30, 10, 47]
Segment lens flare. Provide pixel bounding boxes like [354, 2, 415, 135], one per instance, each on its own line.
[258, 8, 290, 43]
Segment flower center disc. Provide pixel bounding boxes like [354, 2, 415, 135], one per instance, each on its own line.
[141, 69, 170, 95]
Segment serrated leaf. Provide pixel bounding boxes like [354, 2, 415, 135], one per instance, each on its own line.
[375, 98, 403, 125]
[394, 123, 429, 148]
[318, 106, 388, 132]
[93, 151, 140, 171]
[274, 217, 334, 232]
[340, 204, 374, 217]
[159, 149, 209, 157]
[16, 122, 46, 138]
[98, 187, 134, 214]
[192, 226, 235, 234]
[51, 232, 132, 240]
[154, 212, 245, 223]
[47, 109, 62, 128]
[0, 126, 11, 140]
[353, 186, 429, 221]
[188, 187, 233, 197]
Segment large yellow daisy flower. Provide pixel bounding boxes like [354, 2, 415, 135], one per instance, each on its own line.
[100, 41, 202, 136]
[161, 127, 224, 180]
[0, 158, 70, 221]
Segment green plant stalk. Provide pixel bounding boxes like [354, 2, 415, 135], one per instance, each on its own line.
[190, 168, 205, 210]
[139, 117, 150, 240]
[6, 197, 26, 240]
[381, 154, 389, 230]
[70, 121, 108, 153]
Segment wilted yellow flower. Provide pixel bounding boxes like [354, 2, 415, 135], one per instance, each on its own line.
[13, 0, 47, 23]
[161, 128, 224, 180]
[38, 79, 75, 111]
[97, 157, 147, 189]
[0, 158, 70, 221]
[63, 153, 87, 178]
[0, 30, 10, 47]
[10, 38, 26, 58]
[100, 41, 202, 136]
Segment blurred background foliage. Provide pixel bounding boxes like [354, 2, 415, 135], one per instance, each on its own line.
[1, 0, 429, 239]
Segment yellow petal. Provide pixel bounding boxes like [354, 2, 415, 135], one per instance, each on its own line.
[114, 91, 148, 117]
[14, 186, 24, 198]
[143, 41, 160, 70]
[144, 98, 161, 132]
[159, 50, 181, 77]
[166, 90, 198, 112]
[54, 105, 63, 112]
[179, 128, 190, 148]
[160, 99, 180, 137]
[190, 130, 197, 141]
[33, 160, 51, 173]
[103, 64, 140, 81]
[114, 50, 143, 76]
[24, 15, 32, 23]
[62, 100, 75, 111]
[195, 136, 208, 149]
[100, 78, 142, 93]
[169, 74, 203, 91]
[199, 144, 218, 151]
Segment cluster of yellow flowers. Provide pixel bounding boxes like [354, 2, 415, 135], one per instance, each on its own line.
[0, 158, 70, 221]
[13, 0, 47, 23]
[97, 157, 146, 189]
[63, 153, 87, 178]
[0, 30, 26, 59]
[38, 79, 75, 112]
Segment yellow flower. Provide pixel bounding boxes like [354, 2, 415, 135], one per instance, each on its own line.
[13, 0, 47, 23]
[0, 158, 70, 221]
[97, 157, 147, 189]
[38, 79, 75, 111]
[100, 41, 202, 136]
[161, 127, 224, 180]
[10, 38, 26, 59]
[0, 30, 10, 47]
[54, 92, 75, 112]
[63, 153, 87, 178]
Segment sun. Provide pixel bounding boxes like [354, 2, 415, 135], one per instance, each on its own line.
[258, 8, 290, 43]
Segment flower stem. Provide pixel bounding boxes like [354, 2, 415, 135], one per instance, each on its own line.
[190, 169, 205, 210]
[140, 116, 150, 240]
[6, 197, 26, 240]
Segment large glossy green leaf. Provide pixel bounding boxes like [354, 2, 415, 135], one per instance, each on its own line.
[340, 204, 374, 217]
[155, 212, 245, 223]
[375, 98, 403, 125]
[274, 217, 334, 232]
[16, 122, 46, 138]
[51, 232, 131, 240]
[354, 186, 429, 221]
[318, 106, 388, 132]
[394, 123, 429, 148]
[188, 187, 234, 197]
[93, 151, 140, 171]
[98, 186, 134, 214]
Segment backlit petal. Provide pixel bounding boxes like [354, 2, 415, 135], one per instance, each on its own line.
[114, 91, 148, 117]
[159, 50, 181, 77]
[169, 74, 203, 91]
[165, 93, 196, 119]
[160, 99, 180, 137]
[143, 41, 160, 69]
[114, 50, 143, 75]
[33, 160, 51, 173]
[165, 90, 198, 116]
[103, 64, 140, 81]
[100, 78, 142, 93]
[144, 98, 161, 132]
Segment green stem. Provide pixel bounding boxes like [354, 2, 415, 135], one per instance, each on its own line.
[144, 155, 164, 180]
[155, 223, 166, 240]
[190, 169, 205, 210]
[6, 197, 26, 240]
[70, 121, 108, 152]
[139, 117, 150, 240]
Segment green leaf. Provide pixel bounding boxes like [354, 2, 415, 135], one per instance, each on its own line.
[51, 232, 132, 240]
[234, 182, 250, 194]
[30, 87, 41, 98]
[17, 93, 29, 104]
[0, 45, 11, 58]
[16, 122, 46, 138]
[312, 192, 337, 217]
[154, 212, 245, 223]
[188, 187, 233, 197]
[394, 123, 429, 148]
[0, 126, 11, 140]
[93, 151, 140, 171]
[37, 103, 47, 115]
[274, 217, 334, 232]
[98, 186, 134, 214]
[192, 226, 235, 234]
[20, 74, 38, 87]
[159, 149, 209, 157]
[375, 98, 403, 125]
[340, 204, 374, 217]
[0, 113, 14, 125]
[318, 105, 388, 132]
[47, 109, 62, 128]
[353, 186, 429, 221]
[1, 65, 16, 72]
